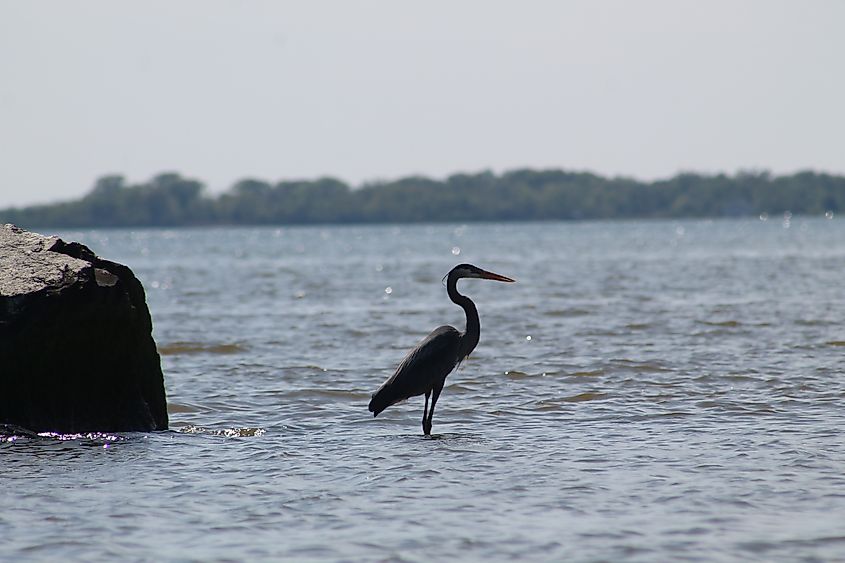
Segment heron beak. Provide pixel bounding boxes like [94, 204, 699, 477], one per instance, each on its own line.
[480, 269, 515, 283]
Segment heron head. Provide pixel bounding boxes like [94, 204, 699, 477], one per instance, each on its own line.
[445, 263, 515, 283]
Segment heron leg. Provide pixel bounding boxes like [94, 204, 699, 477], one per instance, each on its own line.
[422, 391, 431, 435]
[424, 382, 444, 436]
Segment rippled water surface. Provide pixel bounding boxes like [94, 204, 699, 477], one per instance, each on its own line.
[3, 219, 845, 561]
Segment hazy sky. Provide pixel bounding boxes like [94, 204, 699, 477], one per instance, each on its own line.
[1, 1, 843, 207]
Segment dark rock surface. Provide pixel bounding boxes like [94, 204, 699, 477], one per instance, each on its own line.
[0, 224, 168, 432]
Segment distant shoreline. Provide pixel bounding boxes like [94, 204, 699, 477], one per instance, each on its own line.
[2, 168, 842, 229]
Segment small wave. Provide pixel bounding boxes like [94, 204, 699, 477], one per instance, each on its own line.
[695, 400, 777, 414]
[382, 432, 486, 443]
[698, 320, 741, 328]
[167, 402, 202, 414]
[569, 369, 606, 377]
[346, 328, 369, 338]
[502, 369, 560, 379]
[544, 308, 591, 318]
[653, 411, 693, 419]
[176, 425, 266, 438]
[444, 382, 478, 393]
[562, 392, 608, 403]
[504, 370, 530, 379]
[796, 319, 836, 327]
[274, 388, 369, 400]
[580, 329, 623, 337]
[279, 364, 329, 373]
[36, 431, 126, 442]
[158, 341, 247, 355]
[783, 535, 845, 548]
[610, 359, 672, 373]
[1, 425, 126, 446]
[532, 392, 608, 410]
[692, 330, 739, 338]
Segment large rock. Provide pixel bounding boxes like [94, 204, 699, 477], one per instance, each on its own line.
[0, 224, 168, 432]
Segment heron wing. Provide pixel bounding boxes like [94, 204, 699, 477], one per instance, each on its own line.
[368, 325, 462, 416]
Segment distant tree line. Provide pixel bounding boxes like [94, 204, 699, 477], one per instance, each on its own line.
[2, 169, 843, 228]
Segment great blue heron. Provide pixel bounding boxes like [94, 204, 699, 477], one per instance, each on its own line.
[368, 263, 515, 435]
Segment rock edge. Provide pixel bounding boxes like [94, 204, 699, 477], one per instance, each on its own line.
[1, 224, 168, 432]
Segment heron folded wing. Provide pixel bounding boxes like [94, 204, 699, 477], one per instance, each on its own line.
[368, 325, 462, 416]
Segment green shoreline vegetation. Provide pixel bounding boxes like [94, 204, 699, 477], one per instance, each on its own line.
[2, 169, 843, 228]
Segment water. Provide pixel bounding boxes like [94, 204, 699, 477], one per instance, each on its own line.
[3, 218, 845, 561]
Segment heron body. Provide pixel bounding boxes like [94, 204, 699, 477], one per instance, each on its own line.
[368, 263, 514, 435]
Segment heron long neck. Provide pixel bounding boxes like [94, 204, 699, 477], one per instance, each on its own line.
[447, 275, 480, 359]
